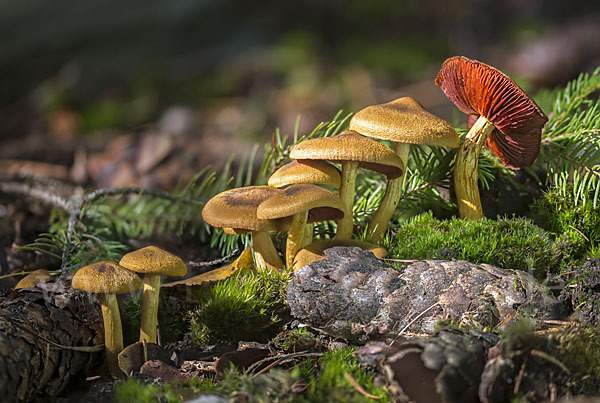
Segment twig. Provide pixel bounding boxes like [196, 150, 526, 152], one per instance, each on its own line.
[246, 352, 323, 374]
[343, 373, 381, 400]
[391, 301, 441, 345]
[187, 249, 239, 269]
[530, 349, 571, 375]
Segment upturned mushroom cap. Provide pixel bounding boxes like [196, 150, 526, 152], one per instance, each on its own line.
[435, 56, 548, 168]
[268, 160, 341, 189]
[293, 240, 387, 272]
[289, 131, 405, 179]
[14, 269, 52, 289]
[72, 261, 142, 294]
[257, 184, 344, 222]
[119, 246, 187, 277]
[202, 186, 291, 232]
[349, 97, 459, 148]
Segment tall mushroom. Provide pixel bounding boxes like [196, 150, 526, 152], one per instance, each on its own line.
[257, 183, 344, 268]
[201, 186, 291, 270]
[119, 246, 187, 343]
[435, 56, 548, 219]
[290, 131, 404, 240]
[72, 261, 142, 375]
[350, 97, 459, 241]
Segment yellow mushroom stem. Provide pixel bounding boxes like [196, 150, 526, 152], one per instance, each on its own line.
[303, 223, 313, 248]
[285, 210, 309, 268]
[454, 115, 496, 220]
[139, 274, 161, 343]
[335, 161, 360, 240]
[98, 293, 124, 376]
[251, 230, 284, 271]
[367, 142, 410, 243]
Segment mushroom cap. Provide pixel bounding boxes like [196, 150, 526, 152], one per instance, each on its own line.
[14, 269, 52, 289]
[268, 160, 341, 189]
[349, 97, 459, 148]
[257, 184, 344, 222]
[289, 131, 405, 179]
[72, 261, 142, 294]
[293, 240, 388, 272]
[435, 56, 548, 168]
[119, 246, 187, 277]
[202, 186, 291, 233]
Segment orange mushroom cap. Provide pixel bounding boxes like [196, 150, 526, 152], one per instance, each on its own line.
[435, 56, 548, 168]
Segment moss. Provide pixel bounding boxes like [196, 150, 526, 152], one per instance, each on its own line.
[189, 267, 292, 345]
[271, 328, 319, 353]
[531, 187, 600, 266]
[385, 212, 559, 277]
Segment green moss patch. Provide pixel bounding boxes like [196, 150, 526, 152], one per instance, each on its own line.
[385, 212, 559, 277]
[189, 267, 292, 345]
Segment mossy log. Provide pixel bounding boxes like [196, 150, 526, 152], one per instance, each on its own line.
[0, 281, 104, 402]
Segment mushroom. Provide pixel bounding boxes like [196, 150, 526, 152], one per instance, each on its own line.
[350, 97, 459, 241]
[14, 269, 53, 289]
[119, 246, 187, 343]
[435, 56, 548, 219]
[293, 239, 388, 272]
[257, 183, 344, 268]
[72, 261, 142, 375]
[201, 186, 291, 270]
[268, 160, 341, 189]
[290, 131, 404, 240]
[268, 160, 341, 245]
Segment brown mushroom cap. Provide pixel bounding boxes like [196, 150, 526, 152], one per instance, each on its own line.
[435, 56, 548, 168]
[349, 97, 459, 148]
[257, 184, 344, 223]
[268, 160, 341, 189]
[202, 186, 291, 232]
[14, 269, 52, 289]
[293, 240, 388, 272]
[289, 131, 405, 179]
[119, 246, 187, 277]
[72, 261, 142, 294]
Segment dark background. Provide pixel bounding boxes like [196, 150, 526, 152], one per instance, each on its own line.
[1, 0, 600, 187]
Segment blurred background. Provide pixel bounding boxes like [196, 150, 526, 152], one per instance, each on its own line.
[1, 0, 600, 190]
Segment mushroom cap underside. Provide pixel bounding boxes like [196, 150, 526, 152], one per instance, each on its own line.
[435, 56, 548, 168]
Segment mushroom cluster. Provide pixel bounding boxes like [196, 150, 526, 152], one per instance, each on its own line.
[200, 55, 546, 271]
[71, 246, 187, 376]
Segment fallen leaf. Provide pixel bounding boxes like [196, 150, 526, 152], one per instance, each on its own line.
[162, 247, 254, 287]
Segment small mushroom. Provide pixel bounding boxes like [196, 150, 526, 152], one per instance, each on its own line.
[293, 239, 388, 272]
[119, 246, 187, 343]
[268, 160, 341, 246]
[257, 184, 344, 268]
[202, 186, 291, 270]
[268, 160, 341, 189]
[290, 131, 404, 240]
[435, 56, 548, 219]
[14, 269, 53, 289]
[72, 261, 142, 376]
[350, 97, 459, 241]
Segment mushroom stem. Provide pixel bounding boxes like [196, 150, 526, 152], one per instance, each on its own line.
[454, 115, 496, 220]
[139, 274, 161, 343]
[286, 210, 309, 268]
[303, 223, 313, 248]
[252, 231, 284, 271]
[98, 293, 124, 376]
[335, 161, 360, 240]
[367, 142, 411, 242]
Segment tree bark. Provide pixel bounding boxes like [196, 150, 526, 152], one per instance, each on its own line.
[0, 281, 104, 402]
